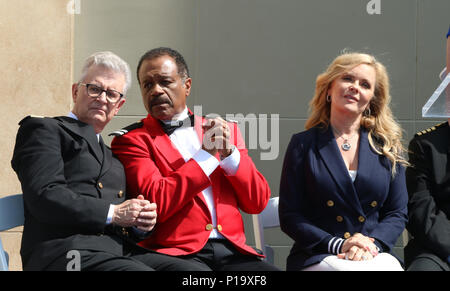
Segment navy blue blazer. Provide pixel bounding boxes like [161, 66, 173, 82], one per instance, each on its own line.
[279, 126, 408, 270]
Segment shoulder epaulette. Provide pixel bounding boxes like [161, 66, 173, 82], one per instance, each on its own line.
[18, 115, 45, 125]
[416, 122, 447, 136]
[108, 121, 143, 137]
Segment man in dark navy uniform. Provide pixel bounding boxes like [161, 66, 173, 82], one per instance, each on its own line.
[405, 25, 450, 271]
[11, 51, 197, 271]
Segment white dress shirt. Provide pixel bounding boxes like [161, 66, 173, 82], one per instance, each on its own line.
[162, 107, 241, 239]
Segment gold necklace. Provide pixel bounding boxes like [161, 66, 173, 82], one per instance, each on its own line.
[332, 127, 359, 151]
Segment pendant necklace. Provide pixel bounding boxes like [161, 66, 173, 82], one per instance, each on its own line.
[332, 127, 359, 151]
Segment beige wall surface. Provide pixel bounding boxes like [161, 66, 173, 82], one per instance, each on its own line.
[73, 0, 450, 270]
[0, 0, 73, 270]
[1, 0, 449, 271]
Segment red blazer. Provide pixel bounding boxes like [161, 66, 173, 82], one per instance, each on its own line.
[111, 113, 270, 257]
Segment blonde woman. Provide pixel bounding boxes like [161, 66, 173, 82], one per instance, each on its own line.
[279, 52, 408, 271]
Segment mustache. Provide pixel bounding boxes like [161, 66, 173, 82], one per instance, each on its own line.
[150, 96, 172, 107]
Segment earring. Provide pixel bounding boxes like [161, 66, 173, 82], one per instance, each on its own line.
[364, 107, 371, 117]
[327, 95, 331, 103]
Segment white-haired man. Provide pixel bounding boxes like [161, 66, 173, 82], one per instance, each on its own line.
[11, 51, 202, 271]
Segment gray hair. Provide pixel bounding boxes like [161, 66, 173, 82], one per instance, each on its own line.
[79, 51, 132, 94]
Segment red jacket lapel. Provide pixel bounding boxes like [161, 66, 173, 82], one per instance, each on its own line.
[143, 114, 186, 170]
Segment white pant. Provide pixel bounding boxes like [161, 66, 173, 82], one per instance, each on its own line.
[302, 253, 404, 271]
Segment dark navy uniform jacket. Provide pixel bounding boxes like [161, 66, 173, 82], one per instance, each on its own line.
[279, 126, 408, 270]
[405, 122, 450, 268]
[11, 116, 139, 270]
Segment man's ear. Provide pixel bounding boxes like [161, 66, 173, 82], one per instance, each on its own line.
[184, 78, 192, 97]
[114, 98, 126, 116]
[71, 83, 79, 103]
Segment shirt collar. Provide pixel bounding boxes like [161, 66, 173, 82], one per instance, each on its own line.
[161, 107, 189, 125]
[68, 111, 78, 120]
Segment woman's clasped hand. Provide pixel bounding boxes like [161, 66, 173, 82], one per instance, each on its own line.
[337, 233, 379, 261]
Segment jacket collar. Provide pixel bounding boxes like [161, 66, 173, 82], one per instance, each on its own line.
[142, 111, 207, 169]
[54, 116, 111, 177]
[317, 126, 376, 214]
[141, 112, 212, 212]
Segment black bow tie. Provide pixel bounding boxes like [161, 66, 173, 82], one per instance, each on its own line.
[159, 114, 195, 136]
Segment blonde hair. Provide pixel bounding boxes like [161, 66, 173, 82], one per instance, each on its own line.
[305, 52, 408, 175]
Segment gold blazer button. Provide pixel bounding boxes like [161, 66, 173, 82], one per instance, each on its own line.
[336, 216, 343, 222]
[205, 224, 213, 231]
[358, 216, 366, 223]
[370, 201, 378, 208]
[118, 190, 124, 198]
[98, 182, 103, 189]
[217, 225, 223, 231]
[344, 232, 351, 239]
[327, 200, 334, 207]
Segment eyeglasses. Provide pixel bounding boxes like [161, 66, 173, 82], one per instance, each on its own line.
[79, 83, 124, 103]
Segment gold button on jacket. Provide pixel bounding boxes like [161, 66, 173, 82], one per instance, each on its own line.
[336, 216, 343, 222]
[205, 224, 213, 231]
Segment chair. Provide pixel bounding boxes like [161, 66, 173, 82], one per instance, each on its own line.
[393, 229, 410, 264]
[0, 194, 24, 271]
[252, 196, 279, 265]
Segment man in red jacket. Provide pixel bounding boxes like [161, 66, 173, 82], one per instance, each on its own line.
[111, 47, 278, 271]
